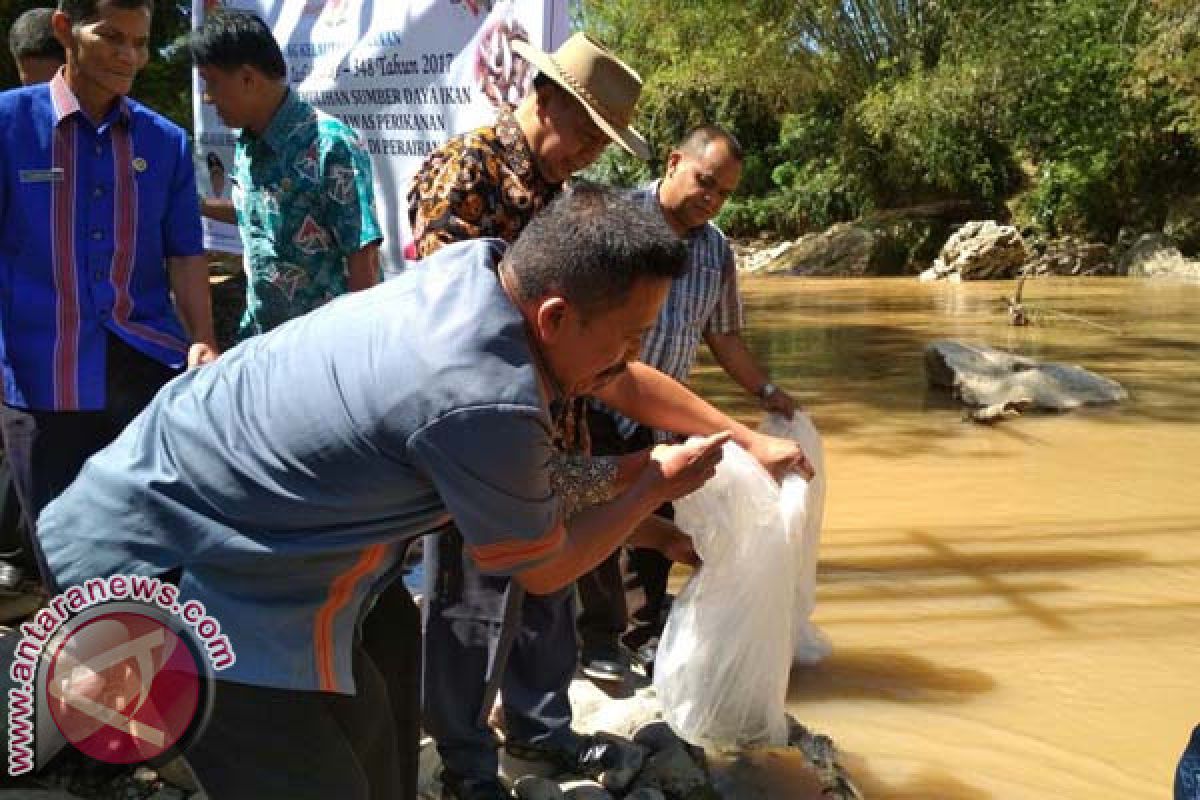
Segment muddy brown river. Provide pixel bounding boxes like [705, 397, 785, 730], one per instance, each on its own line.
[687, 276, 1200, 800]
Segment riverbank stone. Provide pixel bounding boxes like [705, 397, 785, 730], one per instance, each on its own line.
[925, 340, 1128, 410]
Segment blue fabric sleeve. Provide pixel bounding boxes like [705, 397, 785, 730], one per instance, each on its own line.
[163, 130, 204, 258]
[407, 405, 563, 575]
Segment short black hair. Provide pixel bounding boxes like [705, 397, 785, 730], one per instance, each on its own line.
[205, 151, 224, 171]
[188, 9, 286, 81]
[678, 124, 744, 163]
[57, 0, 155, 26]
[504, 182, 687, 318]
[10, 8, 65, 61]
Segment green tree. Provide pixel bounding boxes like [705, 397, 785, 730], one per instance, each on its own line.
[1132, 0, 1200, 135]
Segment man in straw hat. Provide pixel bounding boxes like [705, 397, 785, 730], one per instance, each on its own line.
[408, 34, 809, 800]
[408, 32, 649, 257]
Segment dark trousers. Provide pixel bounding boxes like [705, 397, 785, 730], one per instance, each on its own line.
[0, 446, 33, 574]
[422, 528, 578, 783]
[575, 411, 674, 654]
[0, 334, 179, 580]
[185, 641, 407, 800]
[362, 565, 422, 800]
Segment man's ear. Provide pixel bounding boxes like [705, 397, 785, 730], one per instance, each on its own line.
[51, 11, 74, 53]
[533, 296, 569, 344]
[665, 150, 685, 178]
[239, 65, 260, 92]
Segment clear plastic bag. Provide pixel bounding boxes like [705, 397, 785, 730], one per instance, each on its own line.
[654, 413, 831, 749]
[654, 440, 797, 749]
[759, 412, 832, 666]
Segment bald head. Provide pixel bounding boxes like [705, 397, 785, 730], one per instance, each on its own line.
[677, 124, 743, 163]
[658, 124, 744, 233]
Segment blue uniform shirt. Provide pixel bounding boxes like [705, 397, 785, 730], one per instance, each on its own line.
[0, 72, 204, 411]
[39, 239, 563, 693]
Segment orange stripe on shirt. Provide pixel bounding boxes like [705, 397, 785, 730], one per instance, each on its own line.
[467, 523, 565, 574]
[314, 543, 389, 692]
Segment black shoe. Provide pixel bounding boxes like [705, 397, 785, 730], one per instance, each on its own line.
[505, 732, 644, 786]
[440, 772, 512, 800]
[580, 645, 630, 683]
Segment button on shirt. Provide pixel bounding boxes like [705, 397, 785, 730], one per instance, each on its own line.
[232, 90, 382, 339]
[0, 72, 204, 410]
[39, 239, 563, 694]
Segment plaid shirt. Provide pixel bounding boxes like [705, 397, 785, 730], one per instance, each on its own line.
[615, 182, 744, 439]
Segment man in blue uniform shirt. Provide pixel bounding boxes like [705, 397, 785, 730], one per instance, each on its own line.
[0, 0, 216, 570]
[37, 185, 808, 798]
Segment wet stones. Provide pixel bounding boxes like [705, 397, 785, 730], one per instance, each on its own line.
[513, 776, 566, 800]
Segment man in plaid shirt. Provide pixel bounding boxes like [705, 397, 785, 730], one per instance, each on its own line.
[578, 124, 800, 681]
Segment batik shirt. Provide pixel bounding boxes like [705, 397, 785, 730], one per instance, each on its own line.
[407, 107, 558, 257]
[232, 90, 381, 339]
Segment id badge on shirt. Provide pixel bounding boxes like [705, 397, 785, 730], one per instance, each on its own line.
[19, 168, 64, 184]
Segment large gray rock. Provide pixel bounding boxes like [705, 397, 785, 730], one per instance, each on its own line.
[760, 224, 878, 276]
[926, 221, 1029, 281]
[1120, 233, 1200, 279]
[1165, 193, 1200, 255]
[925, 341, 1128, 410]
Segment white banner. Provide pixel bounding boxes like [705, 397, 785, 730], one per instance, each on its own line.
[192, 0, 570, 270]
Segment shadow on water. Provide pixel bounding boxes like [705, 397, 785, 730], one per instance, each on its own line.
[787, 647, 996, 705]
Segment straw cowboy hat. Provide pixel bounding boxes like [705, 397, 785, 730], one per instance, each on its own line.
[512, 32, 651, 160]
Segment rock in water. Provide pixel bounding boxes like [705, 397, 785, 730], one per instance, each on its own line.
[762, 224, 878, 276]
[624, 789, 667, 800]
[925, 340, 1127, 410]
[629, 743, 718, 800]
[927, 220, 1028, 280]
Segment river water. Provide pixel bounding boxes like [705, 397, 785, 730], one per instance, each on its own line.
[688, 276, 1200, 800]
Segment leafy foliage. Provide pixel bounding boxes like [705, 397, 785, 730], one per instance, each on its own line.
[580, 0, 1200, 241]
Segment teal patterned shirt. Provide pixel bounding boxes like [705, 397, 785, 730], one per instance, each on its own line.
[232, 90, 382, 339]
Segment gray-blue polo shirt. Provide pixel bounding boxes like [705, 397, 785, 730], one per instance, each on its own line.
[38, 239, 562, 693]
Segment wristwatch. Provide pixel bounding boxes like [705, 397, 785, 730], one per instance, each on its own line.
[757, 381, 778, 400]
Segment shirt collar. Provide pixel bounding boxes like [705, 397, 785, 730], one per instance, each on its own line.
[495, 106, 552, 191]
[649, 178, 706, 238]
[49, 68, 131, 128]
[242, 89, 309, 153]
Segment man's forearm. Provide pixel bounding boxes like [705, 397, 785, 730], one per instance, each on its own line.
[515, 474, 663, 595]
[346, 244, 381, 291]
[593, 361, 755, 449]
[705, 330, 769, 397]
[168, 255, 217, 347]
[199, 197, 238, 225]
